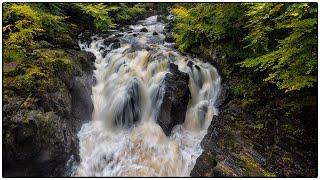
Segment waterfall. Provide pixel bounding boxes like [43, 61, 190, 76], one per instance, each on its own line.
[74, 15, 221, 177]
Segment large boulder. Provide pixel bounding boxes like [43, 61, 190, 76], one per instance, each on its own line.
[155, 63, 190, 136]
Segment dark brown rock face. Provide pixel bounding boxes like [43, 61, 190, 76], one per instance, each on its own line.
[191, 101, 275, 177]
[3, 50, 94, 177]
[155, 63, 190, 136]
[191, 95, 317, 177]
[191, 150, 218, 177]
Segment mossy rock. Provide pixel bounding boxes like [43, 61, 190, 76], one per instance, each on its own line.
[239, 155, 276, 177]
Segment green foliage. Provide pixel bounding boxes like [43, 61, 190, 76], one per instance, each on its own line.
[77, 3, 118, 32]
[77, 3, 146, 32]
[4, 49, 74, 95]
[2, 2, 148, 97]
[231, 78, 256, 98]
[113, 3, 146, 22]
[171, 4, 247, 53]
[240, 3, 317, 92]
[3, 3, 69, 62]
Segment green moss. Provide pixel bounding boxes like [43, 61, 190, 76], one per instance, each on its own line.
[20, 96, 38, 109]
[252, 123, 264, 130]
[4, 48, 76, 96]
[240, 155, 276, 177]
[36, 111, 58, 140]
[35, 49, 74, 74]
[240, 98, 256, 108]
[216, 162, 236, 176]
[281, 124, 304, 136]
[282, 156, 293, 163]
[14, 66, 48, 94]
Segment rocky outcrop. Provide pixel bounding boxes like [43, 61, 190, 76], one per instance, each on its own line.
[191, 101, 276, 177]
[214, 82, 229, 108]
[155, 63, 190, 136]
[192, 89, 318, 178]
[3, 48, 95, 177]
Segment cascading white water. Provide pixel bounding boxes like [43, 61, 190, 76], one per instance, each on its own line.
[74, 15, 221, 177]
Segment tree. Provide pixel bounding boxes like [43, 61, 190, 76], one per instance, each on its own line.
[240, 3, 317, 92]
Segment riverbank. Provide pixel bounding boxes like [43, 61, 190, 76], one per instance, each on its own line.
[3, 3, 153, 177]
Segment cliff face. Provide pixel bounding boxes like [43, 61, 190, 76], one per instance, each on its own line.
[3, 38, 95, 177]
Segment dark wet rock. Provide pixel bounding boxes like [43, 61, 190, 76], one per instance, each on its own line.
[191, 150, 218, 177]
[157, 15, 168, 24]
[164, 33, 174, 43]
[3, 96, 24, 116]
[187, 61, 194, 69]
[200, 115, 223, 151]
[86, 51, 96, 63]
[92, 76, 97, 86]
[3, 107, 78, 177]
[152, 31, 158, 36]
[3, 49, 94, 177]
[115, 33, 124, 37]
[103, 36, 120, 46]
[190, 90, 319, 177]
[78, 30, 95, 45]
[113, 78, 143, 128]
[214, 82, 229, 108]
[164, 18, 174, 34]
[194, 65, 201, 71]
[112, 42, 121, 49]
[140, 27, 148, 32]
[69, 74, 94, 129]
[168, 53, 176, 62]
[102, 42, 121, 58]
[191, 101, 276, 177]
[155, 63, 190, 136]
[190, 47, 201, 55]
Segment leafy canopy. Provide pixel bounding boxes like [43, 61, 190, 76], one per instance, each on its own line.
[240, 3, 317, 92]
[3, 3, 69, 62]
[77, 3, 146, 32]
[171, 3, 246, 53]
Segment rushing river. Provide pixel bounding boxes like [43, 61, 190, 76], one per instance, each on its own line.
[74, 15, 221, 176]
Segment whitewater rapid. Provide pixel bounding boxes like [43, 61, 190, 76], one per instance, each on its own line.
[74, 15, 221, 177]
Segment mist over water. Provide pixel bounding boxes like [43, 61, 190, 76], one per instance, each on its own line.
[74, 15, 221, 177]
